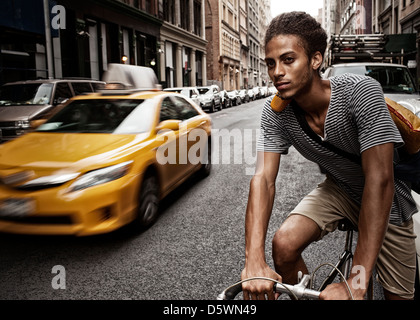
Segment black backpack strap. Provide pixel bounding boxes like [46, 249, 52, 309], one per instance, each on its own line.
[291, 101, 361, 166]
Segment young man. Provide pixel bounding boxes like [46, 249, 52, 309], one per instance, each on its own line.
[241, 12, 418, 300]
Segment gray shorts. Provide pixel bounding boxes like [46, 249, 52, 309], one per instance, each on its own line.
[289, 177, 417, 299]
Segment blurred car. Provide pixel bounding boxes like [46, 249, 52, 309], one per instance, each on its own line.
[238, 89, 250, 103]
[0, 79, 104, 142]
[220, 90, 232, 109]
[323, 62, 420, 118]
[247, 89, 255, 101]
[268, 86, 277, 96]
[227, 90, 241, 106]
[163, 87, 201, 106]
[0, 65, 212, 236]
[259, 86, 269, 98]
[197, 85, 222, 113]
[252, 87, 261, 99]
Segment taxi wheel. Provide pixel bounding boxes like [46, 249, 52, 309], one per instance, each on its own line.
[199, 138, 212, 177]
[135, 175, 160, 228]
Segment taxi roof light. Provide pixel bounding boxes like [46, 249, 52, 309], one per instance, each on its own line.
[101, 64, 162, 94]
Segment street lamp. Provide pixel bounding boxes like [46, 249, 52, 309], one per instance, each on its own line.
[121, 55, 128, 64]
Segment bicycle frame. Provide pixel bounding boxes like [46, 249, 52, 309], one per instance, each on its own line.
[218, 219, 374, 300]
[318, 220, 373, 299]
[319, 220, 354, 291]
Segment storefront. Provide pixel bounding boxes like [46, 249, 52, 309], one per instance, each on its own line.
[0, 0, 50, 84]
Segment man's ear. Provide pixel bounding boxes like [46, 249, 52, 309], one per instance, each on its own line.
[311, 52, 323, 71]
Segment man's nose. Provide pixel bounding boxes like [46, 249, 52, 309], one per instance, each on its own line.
[273, 63, 285, 78]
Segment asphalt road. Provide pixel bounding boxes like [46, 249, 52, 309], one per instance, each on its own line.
[0, 98, 385, 301]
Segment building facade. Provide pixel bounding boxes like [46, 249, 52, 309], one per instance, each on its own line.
[1, 0, 271, 90]
[239, 0, 249, 89]
[372, 0, 419, 81]
[205, 0, 241, 90]
[335, 0, 372, 34]
[0, 0, 52, 83]
[0, 0, 163, 84]
[258, 0, 270, 86]
[247, 0, 260, 88]
[320, 0, 419, 82]
[160, 0, 207, 87]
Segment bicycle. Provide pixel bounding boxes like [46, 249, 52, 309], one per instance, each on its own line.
[218, 218, 374, 300]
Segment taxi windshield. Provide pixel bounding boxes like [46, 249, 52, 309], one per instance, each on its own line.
[36, 99, 156, 134]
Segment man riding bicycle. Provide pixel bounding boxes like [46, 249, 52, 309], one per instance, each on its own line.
[241, 12, 418, 300]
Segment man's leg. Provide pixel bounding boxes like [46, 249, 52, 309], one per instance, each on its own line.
[272, 214, 321, 285]
[376, 219, 416, 300]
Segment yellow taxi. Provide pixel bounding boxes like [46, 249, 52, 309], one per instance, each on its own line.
[0, 65, 212, 236]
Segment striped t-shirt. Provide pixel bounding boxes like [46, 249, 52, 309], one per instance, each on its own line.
[257, 73, 417, 225]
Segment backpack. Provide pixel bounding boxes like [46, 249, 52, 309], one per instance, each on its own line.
[282, 97, 420, 194]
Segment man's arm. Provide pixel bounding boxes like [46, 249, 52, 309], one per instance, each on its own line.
[320, 142, 395, 300]
[241, 151, 282, 300]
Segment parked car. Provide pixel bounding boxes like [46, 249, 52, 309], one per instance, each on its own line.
[268, 86, 277, 96]
[0, 65, 212, 236]
[252, 87, 261, 99]
[0, 78, 104, 142]
[163, 86, 201, 106]
[323, 62, 420, 118]
[259, 86, 269, 98]
[238, 89, 250, 103]
[227, 90, 241, 106]
[247, 89, 255, 101]
[197, 85, 222, 113]
[220, 90, 232, 109]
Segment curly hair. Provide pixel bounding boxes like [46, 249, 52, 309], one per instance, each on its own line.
[264, 12, 327, 60]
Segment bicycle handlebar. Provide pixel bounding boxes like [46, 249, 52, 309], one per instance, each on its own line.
[217, 275, 321, 300]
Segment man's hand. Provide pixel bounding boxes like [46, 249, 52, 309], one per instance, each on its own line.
[319, 280, 366, 300]
[241, 262, 282, 300]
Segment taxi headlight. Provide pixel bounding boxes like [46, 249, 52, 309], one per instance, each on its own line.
[67, 161, 133, 192]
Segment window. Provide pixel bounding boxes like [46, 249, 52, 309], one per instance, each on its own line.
[71, 82, 93, 95]
[145, 0, 152, 14]
[193, 0, 202, 36]
[172, 96, 199, 120]
[160, 97, 181, 122]
[53, 83, 73, 104]
[164, 0, 175, 24]
[180, 0, 190, 30]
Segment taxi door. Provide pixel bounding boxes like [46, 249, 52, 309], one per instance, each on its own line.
[155, 96, 189, 192]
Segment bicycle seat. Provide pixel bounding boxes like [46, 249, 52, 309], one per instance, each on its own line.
[337, 218, 357, 232]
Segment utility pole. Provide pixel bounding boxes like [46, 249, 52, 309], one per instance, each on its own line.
[43, 0, 54, 79]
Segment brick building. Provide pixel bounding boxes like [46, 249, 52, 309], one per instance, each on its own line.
[205, 0, 241, 90]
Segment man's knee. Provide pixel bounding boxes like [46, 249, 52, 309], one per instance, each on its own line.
[272, 228, 301, 266]
[272, 215, 321, 267]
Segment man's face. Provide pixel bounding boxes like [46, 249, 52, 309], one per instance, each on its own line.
[264, 34, 313, 100]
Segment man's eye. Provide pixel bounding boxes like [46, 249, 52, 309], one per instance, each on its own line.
[284, 57, 294, 63]
[266, 61, 275, 68]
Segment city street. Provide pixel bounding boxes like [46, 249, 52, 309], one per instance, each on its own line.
[0, 98, 385, 301]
